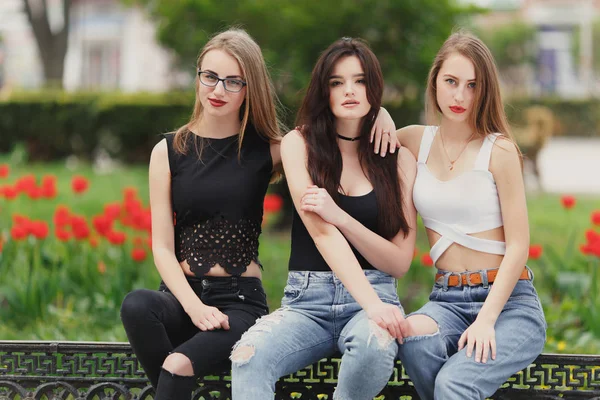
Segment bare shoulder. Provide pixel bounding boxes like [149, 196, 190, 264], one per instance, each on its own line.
[281, 129, 306, 156]
[490, 135, 521, 175]
[397, 124, 426, 137]
[150, 138, 169, 163]
[396, 125, 426, 159]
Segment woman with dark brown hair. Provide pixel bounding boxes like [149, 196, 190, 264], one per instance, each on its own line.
[230, 37, 417, 399]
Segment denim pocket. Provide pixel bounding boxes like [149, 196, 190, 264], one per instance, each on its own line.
[374, 281, 400, 305]
[508, 281, 539, 301]
[282, 283, 305, 304]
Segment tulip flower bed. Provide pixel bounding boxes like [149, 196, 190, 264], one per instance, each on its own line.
[1, 160, 600, 355]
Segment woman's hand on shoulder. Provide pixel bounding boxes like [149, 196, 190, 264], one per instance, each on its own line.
[371, 107, 398, 157]
[395, 125, 425, 160]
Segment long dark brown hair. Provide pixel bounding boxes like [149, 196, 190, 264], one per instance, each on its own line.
[295, 38, 408, 239]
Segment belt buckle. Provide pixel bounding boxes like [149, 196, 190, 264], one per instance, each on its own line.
[435, 275, 445, 286]
[451, 272, 463, 288]
[465, 272, 477, 287]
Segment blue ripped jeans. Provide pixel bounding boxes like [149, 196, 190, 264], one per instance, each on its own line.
[231, 270, 403, 400]
[397, 267, 546, 400]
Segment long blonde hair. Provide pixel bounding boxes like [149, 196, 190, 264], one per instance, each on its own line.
[425, 30, 521, 157]
[172, 28, 284, 172]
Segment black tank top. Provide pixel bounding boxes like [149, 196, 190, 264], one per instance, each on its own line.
[288, 190, 379, 271]
[165, 126, 272, 276]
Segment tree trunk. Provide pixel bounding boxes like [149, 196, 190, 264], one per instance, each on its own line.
[22, 0, 72, 88]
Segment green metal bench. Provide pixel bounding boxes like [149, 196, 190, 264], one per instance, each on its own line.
[1, 341, 599, 399]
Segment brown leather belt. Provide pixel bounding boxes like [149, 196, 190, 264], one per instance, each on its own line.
[435, 268, 530, 287]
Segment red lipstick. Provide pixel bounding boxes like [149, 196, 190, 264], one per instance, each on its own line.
[208, 98, 227, 107]
[450, 106, 466, 114]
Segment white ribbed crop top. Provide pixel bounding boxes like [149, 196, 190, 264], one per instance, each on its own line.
[413, 126, 506, 266]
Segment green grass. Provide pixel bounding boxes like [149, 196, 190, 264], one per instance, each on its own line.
[1, 159, 599, 354]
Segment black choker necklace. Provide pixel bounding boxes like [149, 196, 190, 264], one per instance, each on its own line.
[337, 133, 360, 142]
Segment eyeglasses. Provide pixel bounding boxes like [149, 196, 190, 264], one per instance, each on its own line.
[197, 70, 247, 93]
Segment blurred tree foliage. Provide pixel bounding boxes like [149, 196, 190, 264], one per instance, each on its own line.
[477, 22, 537, 70]
[122, 0, 481, 101]
[475, 21, 537, 96]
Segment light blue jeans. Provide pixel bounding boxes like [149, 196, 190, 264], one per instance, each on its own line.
[397, 267, 547, 400]
[231, 270, 403, 400]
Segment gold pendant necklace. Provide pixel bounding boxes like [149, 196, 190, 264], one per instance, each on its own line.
[440, 126, 475, 171]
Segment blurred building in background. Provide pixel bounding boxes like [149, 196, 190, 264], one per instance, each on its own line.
[1, 0, 599, 98]
[0, 0, 180, 92]
[474, 0, 599, 98]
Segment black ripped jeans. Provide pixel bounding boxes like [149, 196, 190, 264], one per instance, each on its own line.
[120, 275, 268, 398]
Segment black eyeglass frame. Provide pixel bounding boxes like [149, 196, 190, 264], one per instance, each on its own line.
[197, 70, 247, 93]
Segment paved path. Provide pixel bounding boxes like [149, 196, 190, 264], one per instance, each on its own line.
[530, 137, 600, 194]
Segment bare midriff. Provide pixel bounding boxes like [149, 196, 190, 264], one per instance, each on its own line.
[426, 226, 506, 272]
[180, 260, 262, 279]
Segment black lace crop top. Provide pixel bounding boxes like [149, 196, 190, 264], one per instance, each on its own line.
[164, 126, 272, 276]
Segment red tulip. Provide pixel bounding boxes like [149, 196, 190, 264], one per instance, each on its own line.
[264, 194, 283, 213]
[13, 214, 31, 226]
[89, 236, 99, 248]
[55, 228, 71, 242]
[106, 230, 126, 245]
[10, 225, 28, 241]
[71, 175, 89, 194]
[421, 253, 434, 267]
[30, 221, 49, 240]
[92, 215, 113, 237]
[27, 187, 43, 200]
[0, 164, 9, 179]
[123, 187, 138, 201]
[104, 203, 121, 219]
[561, 195, 576, 209]
[592, 211, 600, 226]
[41, 175, 58, 199]
[54, 205, 71, 227]
[71, 216, 90, 240]
[15, 174, 36, 194]
[3, 186, 18, 200]
[528, 244, 543, 260]
[131, 247, 147, 262]
[581, 229, 600, 258]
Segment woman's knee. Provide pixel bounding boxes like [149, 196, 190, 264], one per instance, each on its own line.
[120, 289, 155, 323]
[162, 352, 195, 376]
[404, 314, 439, 338]
[231, 310, 288, 369]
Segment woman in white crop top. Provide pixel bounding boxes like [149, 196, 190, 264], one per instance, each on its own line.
[374, 30, 547, 400]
